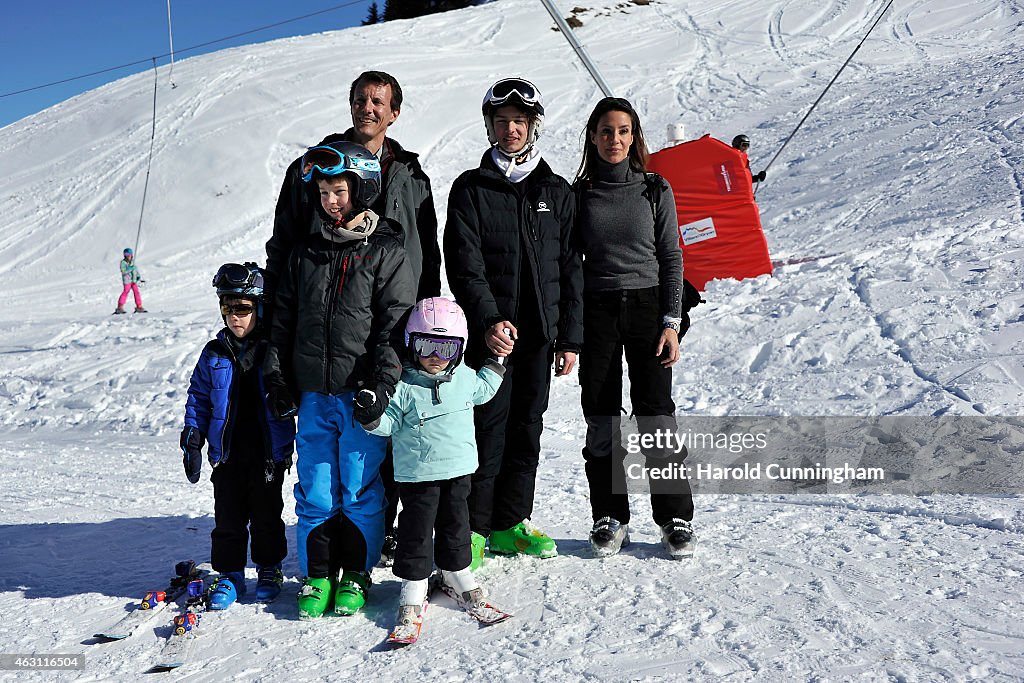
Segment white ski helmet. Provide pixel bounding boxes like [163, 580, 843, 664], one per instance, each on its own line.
[482, 77, 545, 154]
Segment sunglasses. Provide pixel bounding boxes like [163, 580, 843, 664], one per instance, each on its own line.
[486, 78, 544, 113]
[300, 145, 381, 183]
[220, 303, 255, 317]
[411, 334, 463, 361]
[738, 143, 750, 150]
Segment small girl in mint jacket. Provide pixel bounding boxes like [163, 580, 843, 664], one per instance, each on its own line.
[356, 297, 503, 629]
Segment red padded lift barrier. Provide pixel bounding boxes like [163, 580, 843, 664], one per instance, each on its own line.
[648, 134, 772, 291]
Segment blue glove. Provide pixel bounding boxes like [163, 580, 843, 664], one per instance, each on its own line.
[180, 426, 205, 484]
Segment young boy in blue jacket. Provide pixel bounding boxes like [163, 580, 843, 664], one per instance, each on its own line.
[356, 297, 504, 629]
[181, 262, 296, 609]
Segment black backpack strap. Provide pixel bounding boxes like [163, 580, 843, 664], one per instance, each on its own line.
[642, 172, 662, 222]
[645, 172, 704, 309]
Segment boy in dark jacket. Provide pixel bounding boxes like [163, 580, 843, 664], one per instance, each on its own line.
[263, 141, 415, 619]
[264, 70, 441, 567]
[444, 77, 583, 566]
[181, 262, 296, 609]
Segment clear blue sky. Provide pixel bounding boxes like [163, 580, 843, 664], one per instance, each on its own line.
[0, 0, 375, 129]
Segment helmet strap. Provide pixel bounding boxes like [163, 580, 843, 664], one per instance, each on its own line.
[489, 146, 540, 183]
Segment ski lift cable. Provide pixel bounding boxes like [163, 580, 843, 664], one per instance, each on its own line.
[760, 0, 896, 177]
[0, 0, 368, 99]
[132, 59, 160, 260]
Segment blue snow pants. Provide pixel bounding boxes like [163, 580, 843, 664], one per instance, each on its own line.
[294, 392, 387, 576]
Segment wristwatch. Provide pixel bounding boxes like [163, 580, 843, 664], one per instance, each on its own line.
[662, 315, 682, 333]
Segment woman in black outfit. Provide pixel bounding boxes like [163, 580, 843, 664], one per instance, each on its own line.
[573, 97, 695, 559]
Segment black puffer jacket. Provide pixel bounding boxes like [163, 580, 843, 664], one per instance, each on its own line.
[265, 215, 414, 395]
[265, 131, 441, 302]
[444, 152, 583, 356]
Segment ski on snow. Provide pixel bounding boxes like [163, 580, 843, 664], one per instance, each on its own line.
[93, 560, 206, 641]
[386, 575, 512, 647]
[386, 597, 430, 646]
[433, 579, 512, 626]
[149, 573, 211, 671]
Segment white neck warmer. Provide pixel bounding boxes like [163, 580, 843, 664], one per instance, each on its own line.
[490, 146, 541, 183]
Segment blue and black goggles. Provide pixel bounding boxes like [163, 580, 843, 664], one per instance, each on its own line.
[410, 334, 463, 362]
[300, 145, 381, 183]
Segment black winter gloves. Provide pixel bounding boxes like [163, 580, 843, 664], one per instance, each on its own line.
[754, 170, 766, 183]
[265, 375, 298, 420]
[180, 426, 205, 484]
[353, 383, 393, 428]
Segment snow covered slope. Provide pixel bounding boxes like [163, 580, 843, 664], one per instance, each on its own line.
[0, 0, 1022, 680]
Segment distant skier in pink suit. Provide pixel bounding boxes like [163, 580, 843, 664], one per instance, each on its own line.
[114, 247, 146, 314]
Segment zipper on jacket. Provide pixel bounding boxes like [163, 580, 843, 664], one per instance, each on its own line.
[255, 368, 277, 481]
[218, 341, 239, 466]
[520, 191, 549, 332]
[525, 195, 539, 242]
[324, 251, 350, 391]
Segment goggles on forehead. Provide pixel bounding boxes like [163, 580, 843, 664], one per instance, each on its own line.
[300, 145, 381, 183]
[213, 263, 259, 291]
[486, 78, 542, 111]
[411, 334, 463, 361]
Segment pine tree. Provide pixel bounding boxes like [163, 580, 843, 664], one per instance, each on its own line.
[383, 0, 476, 22]
[363, 2, 381, 25]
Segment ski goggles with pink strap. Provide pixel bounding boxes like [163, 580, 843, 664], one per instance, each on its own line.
[410, 334, 463, 361]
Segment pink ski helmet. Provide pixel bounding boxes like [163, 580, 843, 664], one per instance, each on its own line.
[405, 297, 469, 367]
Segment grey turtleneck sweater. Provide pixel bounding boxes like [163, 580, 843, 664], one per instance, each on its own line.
[576, 158, 683, 317]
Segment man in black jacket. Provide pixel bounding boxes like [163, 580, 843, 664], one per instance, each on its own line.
[265, 70, 441, 300]
[444, 78, 583, 565]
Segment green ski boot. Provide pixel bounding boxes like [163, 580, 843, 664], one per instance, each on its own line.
[469, 531, 487, 572]
[297, 577, 333, 620]
[334, 570, 370, 616]
[489, 520, 557, 558]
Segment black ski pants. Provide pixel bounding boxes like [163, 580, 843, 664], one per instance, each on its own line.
[393, 475, 472, 581]
[468, 341, 553, 536]
[580, 287, 693, 527]
[305, 513, 367, 579]
[210, 454, 287, 574]
[381, 440, 400, 534]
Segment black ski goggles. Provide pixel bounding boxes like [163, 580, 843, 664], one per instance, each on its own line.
[213, 263, 260, 291]
[486, 78, 543, 113]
